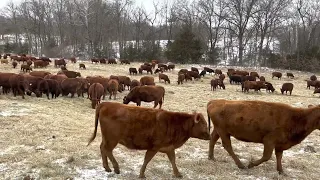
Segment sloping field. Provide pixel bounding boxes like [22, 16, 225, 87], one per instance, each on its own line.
[0, 61, 319, 180]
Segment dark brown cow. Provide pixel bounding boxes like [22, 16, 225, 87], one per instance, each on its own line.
[34, 60, 49, 68]
[310, 75, 317, 81]
[91, 58, 99, 63]
[200, 70, 206, 77]
[61, 70, 81, 78]
[168, 64, 175, 71]
[211, 79, 224, 91]
[259, 76, 266, 81]
[242, 81, 266, 93]
[129, 68, 138, 75]
[250, 72, 259, 78]
[272, 72, 282, 80]
[61, 78, 82, 98]
[177, 74, 185, 85]
[178, 69, 188, 75]
[76, 77, 90, 97]
[29, 71, 51, 78]
[159, 73, 170, 84]
[265, 82, 275, 92]
[154, 68, 163, 74]
[21, 64, 32, 72]
[287, 73, 294, 79]
[117, 76, 131, 90]
[214, 69, 222, 75]
[123, 85, 165, 109]
[207, 100, 320, 174]
[12, 61, 17, 68]
[38, 57, 51, 63]
[35, 79, 50, 99]
[241, 75, 256, 82]
[100, 59, 107, 64]
[187, 71, 200, 80]
[130, 80, 140, 90]
[140, 76, 155, 86]
[280, 83, 294, 95]
[140, 65, 153, 74]
[108, 59, 117, 64]
[157, 64, 168, 71]
[54, 59, 66, 67]
[191, 67, 199, 73]
[70, 57, 77, 63]
[229, 75, 242, 84]
[138, 68, 143, 74]
[120, 59, 130, 64]
[79, 63, 86, 69]
[87, 102, 210, 178]
[219, 74, 225, 81]
[306, 80, 320, 89]
[88, 83, 105, 109]
[107, 79, 119, 100]
[204, 67, 214, 74]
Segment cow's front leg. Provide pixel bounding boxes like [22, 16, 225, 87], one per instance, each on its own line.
[166, 149, 182, 178]
[139, 150, 158, 178]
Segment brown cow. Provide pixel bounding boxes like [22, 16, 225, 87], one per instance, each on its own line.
[167, 64, 175, 71]
[191, 67, 199, 73]
[310, 75, 317, 81]
[21, 64, 32, 72]
[91, 58, 99, 63]
[123, 85, 165, 109]
[214, 69, 222, 75]
[306, 80, 320, 89]
[100, 59, 107, 64]
[207, 100, 320, 174]
[280, 83, 294, 95]
[61, 70, 81, 78]
[9, 74, 30, 99]
[87, 102, 210, 178]
[140, 76, 155, 86]
[265, 82, 275, 93]
[26, 60, 32, 66]
[211, 79, 224, 91]
[12, 61, 17, 68]
[44, 79, 61, 99]
[34, 60, 49, 68]
[242, 81, 266, 93]
[250, 71, 259, 78]
[130, 79, 140, 90]
[54, 59, 66, 67]
[0, 72, 15, 94]
[49, 74, 68, 84]
[117, 76, 131, 90]
[61, 78, 82, 98]
[287, 72, 294, 79]
[120, 59, 130, 64]
[86, 76, 109, 100]
[29, 71, 51, 78]
[129, 67, 137, 75]
[70, 57, 77, 63]
[219, 74, 225, 81]
[76, 77, 90, 97]
[79, 63, 86, 69]
[88, 83, 105, 109]
[23, 75, 49, 98]
[108, 59, 117, 64]
[177, 74, 185, 85]
[137, 67, 143, 74]
[187, 71, 200, 80]
[154, 68, 163, 74]
[107, 79, 119, 100]
[159, 73, 170, 84]
[140, 65, 153, 74]
[178, 69, 188, 75]
[259, 76, 266, 81]
[272, 72, 282, 80]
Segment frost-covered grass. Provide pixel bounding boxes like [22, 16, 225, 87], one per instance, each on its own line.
[0, 60, 319, 179]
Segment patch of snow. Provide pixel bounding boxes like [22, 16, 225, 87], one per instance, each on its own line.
[0, 107, 31, 117]
[75, 167, 110, 180]
[0, 145, 34, 156]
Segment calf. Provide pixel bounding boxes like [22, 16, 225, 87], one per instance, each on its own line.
[130, 79, 140, 90]
[207, 100, 320, 174]
[159, 73, 170, 84]
[177, 74, 185, 85]
[200, 70, 206, 77]
[79, 63, 86, 69]
[280, 83, 294, 95]
[140, 76, 155, 86]
[12, 61, 17, 68]
[88, 83, 105, 108]
[123, 85, 165, 109]
[21, 64, 32, 72]
[272, 72, 282, 80]
[129, 67, 138, 75]
[287, 72, 294, 79]
[264, 82, 275, 93]
[87, 102, 210, 178]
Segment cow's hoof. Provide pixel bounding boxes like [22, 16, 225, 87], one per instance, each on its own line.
[114, 168, 120, 174]
[138, 174, 146, 178]
[174, 173, 183, 178]
[247, 163, 255, 169]
[104, 167, 112, 172]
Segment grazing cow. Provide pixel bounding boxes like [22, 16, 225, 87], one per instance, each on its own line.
[12, 61, 17, 68]
[229, 75, 242, 84]
[54, 59, 66, 67]
[108, 59, 117, 64]
[140, 65, 153, 74]
[250, 72, 259, 78]
[86, 76, 109, 100]
[242, 81, 266, 93]
[178, 69, 188, 75]
[1, 59, 9, 64]
[30, 71, 51, 78]
[44, 79, 61, 99]
[107, 79, 119, 100]
[100, 59, 107, 64]
[79, 63, 86, 69]
[265, 82, 275, 93]
[219, 74, 225, 82]
[88, 83, 105, 109]
[117, 76, 131, 90]
[187, 71, 200, 80]
[22, 75, 49, 98]
[130, 79, 140, 90]
[214, 69, 222, 75]
[259, 76, 266, 81]
[129, 67, 138, 75]
[167, 64, 175, 71]
[21, 64, 32, 72]
[9, 74, 30, 99]
[61, 78, 82, 98]
[310, 75, 317, 81]
[159, 73, 170, 84]
[280, 83, 294, 95]
[120, 59, 130, 64]
[211, 79, 225, 91]
[33, 60, 49, 68]
[204, 67, 214, 74]
[87, 102, 210, 178]
[123, 85, 165, 109]
[61, 70, 81, 78]
[200, 70, 206, 77]
[207, 100, 320, 174]
[306, 80, 320, 89]
[158, 64, 168, 71]
[272, 72, 282, 80]
[287, 73, 294, 79]
[241, 75, 256, 82]
[140, 76, 155, 86]
[177, 74, 185, 85]
[154, 68, 163, 74]
[191, 67, 199, 73]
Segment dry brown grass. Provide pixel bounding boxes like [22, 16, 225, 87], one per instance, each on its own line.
[0, 60, 319, 180]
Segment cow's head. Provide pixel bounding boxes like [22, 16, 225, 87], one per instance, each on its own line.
[123, 96, 130, 104]
[190, 112, 210, 140]
[76, 72, 81, 77]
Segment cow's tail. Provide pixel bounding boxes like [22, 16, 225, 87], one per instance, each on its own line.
[207, 109, 211, 133]
[87, 103, 101, 146]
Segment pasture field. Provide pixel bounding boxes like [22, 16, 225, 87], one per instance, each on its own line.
[0, 60, 320, 180]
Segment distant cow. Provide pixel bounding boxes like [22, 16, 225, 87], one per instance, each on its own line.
[91, 58, 99, 63]
[107, 79, 119, 100]
[54, 59, 66, 67]
[70, 57, 77, 63]
[129, 67, 138, 75]
[108, 59, 117, 64]
[140, 65, 153, 74]
[214, 69, 222, 75]
[12, 61, 17, 68]
[130, 79, 140, 90]
[123, 85, 165, 109]
[88, 83, 105, 109]
[21, 64, 32, 72]
[187, 71, 200, 80]
[159, 73, 170, 84]
[167, 64, 175, 71]
[211, 79, 225, 91]
[280, 83, 294, 95]
[154, 68, 163, 74]
[178, 69, 188, 75]
[219, 74, 225, 82]
[204, 67, 214, 74]
[87, 102, 210, 178]
[259, 76, 266, 81]
[61, 70, 81, 78]
[177, 74, 185, 85]
[310, 75, 317, 81]
[200, 70, 206, 77]
[229, 75, 242, 84]
[99, 59, 107, 64]
[207, 100, 320, 174]
[242, 81, 266, 93]
[140, 76, 155, 86]
[34, 60, 49, 68]
[287, 72, 294, 79]
[250, 72, 259, 78]
[120, 59, 130, 64]
[191, 67, 199, 73]
[306, 80, 320, 89]
[79, 63, 86, 69]
[272, 72, 282, 80]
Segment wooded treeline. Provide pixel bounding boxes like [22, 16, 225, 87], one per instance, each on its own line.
[1, 0, 320, 71]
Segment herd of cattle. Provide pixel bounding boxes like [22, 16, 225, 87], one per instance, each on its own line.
[1, 53, 320, 178]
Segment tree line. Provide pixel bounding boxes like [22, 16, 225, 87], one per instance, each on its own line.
[1, 0, 320, 71]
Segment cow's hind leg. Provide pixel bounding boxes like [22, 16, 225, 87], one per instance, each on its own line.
[100, 141, 111, 172]
[103, 141, 120, 174]
[139, 150, 158, 178]
[248, 137, 274, 169]
[166, 150, 182, 178]
[275, 149, 284, 174]
[218, 131, 246, 169]
[208, 129, 220, 160]
[153, 100, 159, 108]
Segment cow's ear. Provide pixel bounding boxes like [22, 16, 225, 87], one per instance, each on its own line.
[194, 112, 200, 124]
